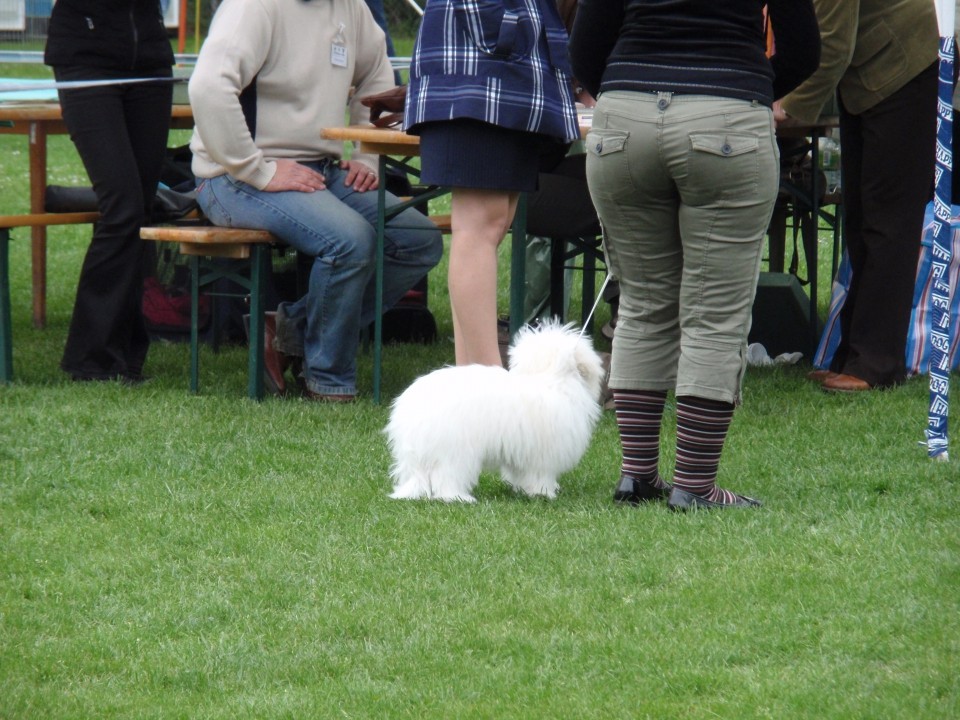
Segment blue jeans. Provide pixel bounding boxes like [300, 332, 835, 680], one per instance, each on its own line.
[196, 161, 443, 396]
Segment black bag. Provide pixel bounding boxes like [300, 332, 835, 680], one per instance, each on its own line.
[363, 170, 438, 344]
[379, 280, 437, 344]
[45, 143, 199, 221]
[44, 184, 197, 223]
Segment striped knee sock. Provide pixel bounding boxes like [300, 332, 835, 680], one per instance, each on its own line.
[613, 389, 670, 489]
[674, 395, 738, 504]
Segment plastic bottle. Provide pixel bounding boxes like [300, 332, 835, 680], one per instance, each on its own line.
[818, 134, 841, 195]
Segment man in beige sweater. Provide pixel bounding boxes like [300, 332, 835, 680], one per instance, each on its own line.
[189, 0, 442, 401]
[776, 0, 938, 392]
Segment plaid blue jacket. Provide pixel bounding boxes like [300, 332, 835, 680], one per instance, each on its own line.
[404, 0, 580, 143]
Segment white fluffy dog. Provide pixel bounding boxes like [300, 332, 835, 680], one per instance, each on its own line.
[386, 320, 606, 502]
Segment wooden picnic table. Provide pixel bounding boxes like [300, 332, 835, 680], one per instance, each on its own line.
[0, 101, 195, 327]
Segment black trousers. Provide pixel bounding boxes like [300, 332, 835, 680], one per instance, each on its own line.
[526, 153, 601, 239]
[832, 62, 938, 387]
[54, 65, 173, 380]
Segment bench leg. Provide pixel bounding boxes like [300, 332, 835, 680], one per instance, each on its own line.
[509, 195, 527, 337]
[373, 160, 388, 405]
[0, 228, 12, 383]
[190, 255, 201, 394]
[247, 244, 267, 401]
[182, 248, 267, 400]
[549, 238, 566, 321]
[768, 201, 788, 273]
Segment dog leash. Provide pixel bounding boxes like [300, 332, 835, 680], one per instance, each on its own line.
[579, 273, 612, 338]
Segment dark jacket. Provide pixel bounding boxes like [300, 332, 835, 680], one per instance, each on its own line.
[44, 0, 174, 71]
[404, 0, 580, 143]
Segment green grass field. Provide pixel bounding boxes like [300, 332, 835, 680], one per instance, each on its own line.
[1, 67, 959, 718]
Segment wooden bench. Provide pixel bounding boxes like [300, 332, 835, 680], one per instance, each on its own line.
[139, 209, 450, 402]
[428, 213, 452, 233]
[139, 223, 280, 400]
[0, 211, 101, 383]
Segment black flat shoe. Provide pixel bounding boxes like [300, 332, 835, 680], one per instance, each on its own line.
[667, 486, 761, 511]
[121, 373, 151, 386]
[70, 372, 140, 384]
[613, 475, 671, 504]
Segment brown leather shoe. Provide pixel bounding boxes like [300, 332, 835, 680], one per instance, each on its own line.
[305, 390, 357, 403]
[821, 372, 872, 393]
[807, 369, 837, 383]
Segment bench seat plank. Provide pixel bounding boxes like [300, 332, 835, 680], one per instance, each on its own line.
[1, 211, 104, 383]
[139, 223, 279, 400]
[0, 211, 101, 229]
[138, 225, 275, 245]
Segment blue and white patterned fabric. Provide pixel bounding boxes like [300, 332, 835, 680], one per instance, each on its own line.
[816, 202, 960, 378]
[404, 0, 580, 143]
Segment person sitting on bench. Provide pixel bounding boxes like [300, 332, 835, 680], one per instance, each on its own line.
[188, 0, 443, 402]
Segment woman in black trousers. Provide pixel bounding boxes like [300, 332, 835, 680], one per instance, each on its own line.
[44, 1, 174, 382]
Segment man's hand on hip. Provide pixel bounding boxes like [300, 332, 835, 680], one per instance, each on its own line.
[341, 160, 379, 192]
[265, 159, 328, 192]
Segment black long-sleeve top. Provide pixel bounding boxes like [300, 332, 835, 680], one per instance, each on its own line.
[44, 0, 174, 72]
[569, 0, 820, 106]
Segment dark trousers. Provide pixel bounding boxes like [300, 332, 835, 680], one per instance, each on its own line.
[833, 62, 938, 386]
[526, 153, 601, 239]
[55, 66, 173, 380]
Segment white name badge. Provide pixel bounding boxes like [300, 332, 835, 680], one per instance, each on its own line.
[331, 43, 348, 68]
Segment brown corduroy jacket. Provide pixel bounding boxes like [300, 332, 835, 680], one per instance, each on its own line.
[780, 0, 938, 123]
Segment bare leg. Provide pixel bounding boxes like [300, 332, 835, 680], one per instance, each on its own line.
[449, 187, 518, 366]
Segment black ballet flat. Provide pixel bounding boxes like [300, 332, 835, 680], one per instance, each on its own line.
[613, 475, 671, 505]
[667, 486, 762, 511]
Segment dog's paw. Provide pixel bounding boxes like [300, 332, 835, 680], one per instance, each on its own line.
[388, 480, 426, 500]
[530, 488, 559, 500]
[520, 480, 560, 500]
[435, 492, 477, 503]
[389, 484, 477, 503]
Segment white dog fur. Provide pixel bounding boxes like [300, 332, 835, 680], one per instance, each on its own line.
[386, 320, 606, 502]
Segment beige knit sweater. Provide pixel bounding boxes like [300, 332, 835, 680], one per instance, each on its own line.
[189, 0, 395, 189]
